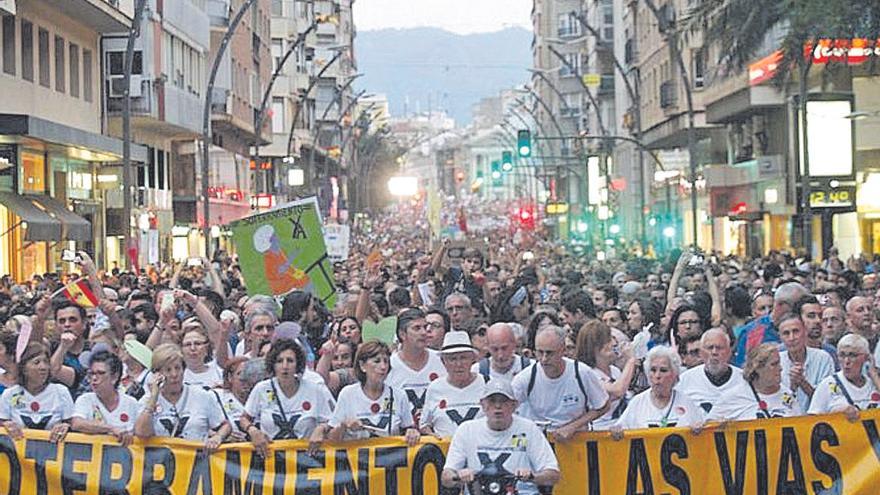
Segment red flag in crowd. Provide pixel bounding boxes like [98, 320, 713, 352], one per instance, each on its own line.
[56, 278, 99, 308]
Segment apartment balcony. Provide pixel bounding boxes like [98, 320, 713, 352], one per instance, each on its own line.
[557, 25, 581, 38]
[43, 0, 131, 33]
[105, 77, 203, 137]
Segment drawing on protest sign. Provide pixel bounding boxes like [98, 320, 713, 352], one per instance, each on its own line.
[231, 197, 337, 308]
[2, 411, 880, 494]
[324, 224, 351, 262]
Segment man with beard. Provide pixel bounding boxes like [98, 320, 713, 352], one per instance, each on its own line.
[794, 296, 838, 367]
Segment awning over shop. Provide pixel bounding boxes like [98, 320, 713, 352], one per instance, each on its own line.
[33, 195, 91, 241]
[0, 192, 92, 241]
[0, 191, 61, 241]
[0, 114, 148, 163]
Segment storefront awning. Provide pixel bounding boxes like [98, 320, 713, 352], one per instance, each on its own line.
[0, 114, 148, 163]
[0, 192, 92, 242]
[32, 196, 91, 241]
[0, 191, 61, 241]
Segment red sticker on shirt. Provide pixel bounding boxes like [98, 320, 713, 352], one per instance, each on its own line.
[872, 393, 880, 402]
[675, 406, 686, 415]
[758, 400, 768, 410]
[439, 400, 447, 409]
[429, 373, 439, 381]
[120, 413, 129, 422]
[370, 403, 381, 414]
[302, 401, 312, 411]
[30, 402, 39, 412]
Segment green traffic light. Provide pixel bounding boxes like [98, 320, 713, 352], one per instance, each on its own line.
[517, 130, 531, 157]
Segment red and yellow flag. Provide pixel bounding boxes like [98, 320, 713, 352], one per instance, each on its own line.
[58, 278, 99, 308]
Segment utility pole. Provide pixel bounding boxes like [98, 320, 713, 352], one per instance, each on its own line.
[122, 0, 147, 271]
[642, 0, 698, 247]
[201, 0, 259, 258]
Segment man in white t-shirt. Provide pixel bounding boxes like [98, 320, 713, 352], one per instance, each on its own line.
[421, 332, 486, 437]
[442, 379, 560, 495]
[677, 328, 757, 421]
[386, 308, 447, 422]
[511, 326, 608, 440]
[777, 313, 834, 412]
[472, 323, 531, 383]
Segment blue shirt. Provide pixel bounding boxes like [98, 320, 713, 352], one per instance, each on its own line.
[733, 315, 780, 367]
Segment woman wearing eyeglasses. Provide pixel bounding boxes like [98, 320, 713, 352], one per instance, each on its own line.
[134, 344, 230, 451]
[808, 334, 880, 421]
[71, 351, 141, 445]
[665, 304, 707, 346]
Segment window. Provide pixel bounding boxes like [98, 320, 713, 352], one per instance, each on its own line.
[272, 38, 283, 72]
[693, 47, 706, 89]
[557, 13, 580, 38]
[54, 35, 65, 92]
[69, 44, 79, 97]
[2, 16, 14, 76]
[157, 150, 166, 190]
[21, 20, 32, 81]
[107, 51, 143, 76]
[38, 27, 48, 87]
[560, 52, 581, 77]
[271, 97, 284, 133]
[271, 0, 282, 16]
[82, 49, 92, 101]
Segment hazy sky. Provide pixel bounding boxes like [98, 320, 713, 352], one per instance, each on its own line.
[353, 0, 533, 34]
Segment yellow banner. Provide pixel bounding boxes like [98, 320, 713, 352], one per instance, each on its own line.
[3, 411, 880, 494]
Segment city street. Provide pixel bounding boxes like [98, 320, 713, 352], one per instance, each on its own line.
[0, 0, 880, 493]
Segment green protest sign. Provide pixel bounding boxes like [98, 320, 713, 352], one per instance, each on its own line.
[230, 197, 337, 309]
[362, 316, 397, 345]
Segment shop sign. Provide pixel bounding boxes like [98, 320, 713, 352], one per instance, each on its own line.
[808, 38, 880, 65]
[810, 185, 856, 209]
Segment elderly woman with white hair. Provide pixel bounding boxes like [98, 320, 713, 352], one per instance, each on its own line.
[808, 334, 880, 421]
[611, 346, 704, 437]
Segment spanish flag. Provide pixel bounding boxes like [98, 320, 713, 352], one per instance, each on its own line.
[57, 278, 99, 308]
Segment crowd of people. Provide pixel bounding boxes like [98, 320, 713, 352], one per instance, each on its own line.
[1, 199, 880, 493]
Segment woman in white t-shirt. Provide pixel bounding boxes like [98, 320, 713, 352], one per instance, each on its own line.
[612, 346, 704, 434]
[743, 343, 802, 418]
[328, 341, 420, 446]
[238, 339, 334, 457]
[808, 334, 880, 419]
[0, 342, 74, 443]
[134, 344, 230, 451]
[576, 320, 638, 430]
[72, 350, 142, 445]
[181, 326, 224, 388]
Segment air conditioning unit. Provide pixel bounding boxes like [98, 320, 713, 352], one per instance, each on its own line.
[109, 75, 142, 98]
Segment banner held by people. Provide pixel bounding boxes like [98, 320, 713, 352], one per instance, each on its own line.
[230, 197, 337, 308]
[2, 411, 880, 494]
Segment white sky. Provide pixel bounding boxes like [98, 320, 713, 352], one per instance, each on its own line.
[353, 0, 533, 34]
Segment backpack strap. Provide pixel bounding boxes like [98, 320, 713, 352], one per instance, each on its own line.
[388, 386, 395, 435]
[479, 358, 491, 381]
[526, 363, 538, 397]
[573, 362, 590, 412]
[520, 355, 531, 369]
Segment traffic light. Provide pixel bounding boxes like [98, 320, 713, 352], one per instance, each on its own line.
[517, 130, 532, 157]
[491, 161, 502, 186]
[501, 151, 513, 172]
[515, 204, 536, 230]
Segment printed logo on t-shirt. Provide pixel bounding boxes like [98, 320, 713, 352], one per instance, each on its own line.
[700, 402, 713, 413]
[21, 415, 52, 430]
[405, 389, 427, 410]
[478, 452, 512, 471]
[510, 433, 528, 449]
[159, 416, 190, 437]
[445, 407, 480, 426]
[272, 413, 303, 439]
[561, 393, 581, 407]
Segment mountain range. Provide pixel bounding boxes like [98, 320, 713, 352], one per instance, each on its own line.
[354, 27, 533, 125]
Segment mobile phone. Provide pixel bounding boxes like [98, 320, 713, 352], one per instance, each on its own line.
[160, 293, 175, 313]
[61, 249, 77, 262]
[688, 255, 704, 266]
[187, 257, 202, 267]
